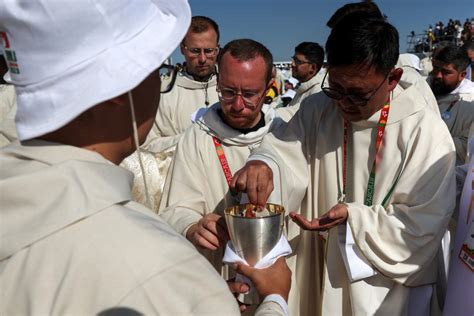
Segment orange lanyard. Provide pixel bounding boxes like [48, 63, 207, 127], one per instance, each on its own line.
[341, 99, 391, 206]
[212, 136, 233, 186]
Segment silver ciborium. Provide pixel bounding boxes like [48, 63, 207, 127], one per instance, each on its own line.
[224, 203, 285, 305]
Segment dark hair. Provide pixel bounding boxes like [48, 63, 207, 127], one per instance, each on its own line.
[295, 42, 324, 69]
[432, 44, 470, 72]
[326, 1, 384, 29]
[217, 39, 273, 83]
[184, 16, 220, 44]
[326, 17, 399, 75]
[462, 40, 474, 54]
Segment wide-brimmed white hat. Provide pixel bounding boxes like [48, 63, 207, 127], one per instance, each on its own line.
[0, 0, 191, 140]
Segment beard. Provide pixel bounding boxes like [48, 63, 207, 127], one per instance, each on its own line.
[430, 80, 456, 96]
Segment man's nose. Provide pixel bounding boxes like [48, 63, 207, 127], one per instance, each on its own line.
[432, 70, 443, 79]
[231, 95, 245, 112]
[198, 50, 207, 63]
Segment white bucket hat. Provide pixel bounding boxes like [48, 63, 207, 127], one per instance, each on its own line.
[0, 0, 191, 140]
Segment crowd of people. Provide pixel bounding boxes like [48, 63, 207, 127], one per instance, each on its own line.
[411, 17, 473, 53]
[0, 0, 473, 315]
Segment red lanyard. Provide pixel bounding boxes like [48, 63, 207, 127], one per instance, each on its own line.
[212, 136, 233, 186]
[341, 100, 391, 206]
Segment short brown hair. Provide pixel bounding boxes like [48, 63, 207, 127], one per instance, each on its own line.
[217, 39, 273, 84]
[183, 16, 220, 44]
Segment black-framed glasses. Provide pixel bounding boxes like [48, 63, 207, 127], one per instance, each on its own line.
[183, 45, 219, 57]
[292, 55, 312, 66]
[159, 64, 181, 94]
[217, 86, 266, 108]
[321, 71, 389, 106]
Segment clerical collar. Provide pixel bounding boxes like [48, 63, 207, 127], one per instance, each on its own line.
[217, 110, 265, 134]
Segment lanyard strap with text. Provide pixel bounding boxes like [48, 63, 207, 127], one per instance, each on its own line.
[212, 136, 233, 186]
[341, 100, 391, 206]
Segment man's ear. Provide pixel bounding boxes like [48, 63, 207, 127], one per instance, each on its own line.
[388, 68, 403, 91]
[459, 70, 466, 81]
[180, 43, 185, 55]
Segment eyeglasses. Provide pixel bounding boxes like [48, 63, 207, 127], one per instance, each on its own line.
[183, 45, 219, 57]
[321, 71, 389, 106]
[217, 86, 266, 107]
[292, 55, 312, 66]
[159, 64, 181, 94]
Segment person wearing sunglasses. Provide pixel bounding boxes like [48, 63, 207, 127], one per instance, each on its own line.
[146, 16, 220, 155]
[229, 16, 456, 316]
[160, 39, 292, 314]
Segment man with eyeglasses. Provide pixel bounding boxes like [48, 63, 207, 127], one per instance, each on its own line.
[229, 17, 456, 315]
[160, 39, 290, 314]
[429, 43, 474, 164]
[145, 15, 220, 154]
[285, 42, 325, 112]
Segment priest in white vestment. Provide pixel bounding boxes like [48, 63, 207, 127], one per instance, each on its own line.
[230, 17, 456, 316]
[145, 15, 220, 153]
[160, 39, 292, 314]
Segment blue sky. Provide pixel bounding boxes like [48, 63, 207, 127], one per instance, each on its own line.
[171, 0, 473, 63]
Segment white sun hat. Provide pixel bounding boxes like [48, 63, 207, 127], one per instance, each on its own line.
[0, 0, 191, 141]
[396, 53, 422, 71]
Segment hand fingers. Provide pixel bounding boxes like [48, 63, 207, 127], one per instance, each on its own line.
[230, 169, 248, 194]
[216, 216, 230, 241]
[203, 216, 229, 243]
[234, 262, 255, 279]
[256, 171, 273, 208]
[194, 233, 218, 250]
[227, 280, 250, 294]
[196, 228, 220, 249]
[290, 213, 321, 230]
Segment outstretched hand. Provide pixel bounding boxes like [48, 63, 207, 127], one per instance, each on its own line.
[289, 203, 348, 231]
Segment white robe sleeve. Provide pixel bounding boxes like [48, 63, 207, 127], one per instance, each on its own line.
[346, 134, 456, 285]
[337, 222, 377, 282]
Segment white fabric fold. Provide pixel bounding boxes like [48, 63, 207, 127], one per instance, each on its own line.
[223, 234, 292, 268]
[338, 221, 377, 282]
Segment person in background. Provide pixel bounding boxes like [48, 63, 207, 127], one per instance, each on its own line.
[146, 15, 220, 153]
[396, 53, 440, 114]
[278, 42, 325, 121]
[121, 15, 221, 211]
[279, 77, 298, 107]
[462, 40, 474, 80]
[288, 42, 325, 108]
[430, 43, 474, 164]
[0, 1, 291, 315]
